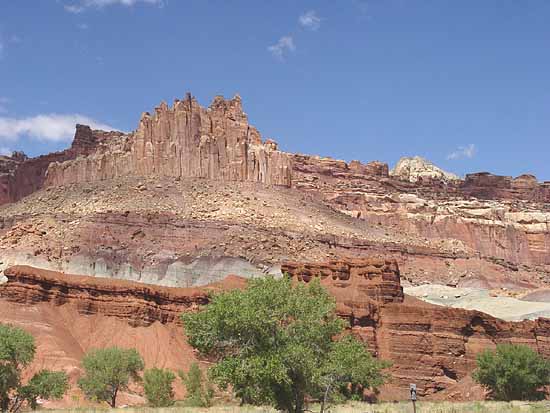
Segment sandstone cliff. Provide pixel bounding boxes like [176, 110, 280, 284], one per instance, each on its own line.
[2, 92, 550, 294]
[282, 259, 550, 399]
[0, 125, 125, 204]
[45, 94, 292, 188]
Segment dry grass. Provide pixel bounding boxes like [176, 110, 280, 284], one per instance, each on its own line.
[42, 400, 550, 413]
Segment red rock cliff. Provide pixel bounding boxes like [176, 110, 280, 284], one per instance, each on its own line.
[0, 265, 245, 326]
[0, 125, 125, 205]
[282, 258, 550, 399]
[45, 94, 292, 188]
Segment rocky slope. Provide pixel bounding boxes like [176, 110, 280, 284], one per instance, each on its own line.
[1, 93, 549, 293]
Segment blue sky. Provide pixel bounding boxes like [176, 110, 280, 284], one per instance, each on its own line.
[1, 0, 549, 179]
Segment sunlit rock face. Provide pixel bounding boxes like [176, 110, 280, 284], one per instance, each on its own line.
[45, 94, 292, 188]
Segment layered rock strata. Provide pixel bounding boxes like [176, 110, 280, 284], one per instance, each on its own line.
[281, 259, 404, 304]
[0, 265, 245, 326]
[3, 262, 550, 401]
[292, 154, 550, 270]
[282, 258, 550, 399]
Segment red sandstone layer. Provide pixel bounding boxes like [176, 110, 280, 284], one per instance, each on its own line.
[2, 262, 549, 402]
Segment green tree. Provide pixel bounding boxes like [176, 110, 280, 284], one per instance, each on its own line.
[179, 363, 213, 407]
[19, 370, 68, 410]
[181, 276, 389, 413]
[78, 347, 144, 408]
[317, 335, 390, 412]
[473, 344, 550, 401]
[143, 368, 175, 407]
[0, 324, 68, 413]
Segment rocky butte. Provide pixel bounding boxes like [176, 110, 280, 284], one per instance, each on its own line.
[1, 92, 550, 403]
[45, 94, 292, 188]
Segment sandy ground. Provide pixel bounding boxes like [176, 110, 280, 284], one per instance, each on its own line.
[405, 284, 550, 321]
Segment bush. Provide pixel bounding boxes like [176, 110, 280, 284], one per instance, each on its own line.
[78, 347, 144, 408]
[181, 276, 389, 413]
[180, 363, 213, 407]
[473, 343, 550, 401]
[143, 368, 176, 407]
[0, 324, 68, 412]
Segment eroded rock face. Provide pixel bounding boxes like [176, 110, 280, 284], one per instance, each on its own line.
[0, 125, 125, 205]
[281, 258, 404, 304]
[0, 265, 219, 326]
[292, 154, 550, 270]
[3, 261, 550, 401]
[2, 92, 550, 290]
[391, 156, 460, 183]
[46, 94, 292, 188]
[283, 258, 550, 399]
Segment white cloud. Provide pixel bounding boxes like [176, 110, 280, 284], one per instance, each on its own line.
[64, 0, 163, 13]
[268, 36, 296, 60]
[447, 144, 476, 160]
[77, 23, 89, 30]
[0, 114, 115, 143]
[299, 10, 321, 31]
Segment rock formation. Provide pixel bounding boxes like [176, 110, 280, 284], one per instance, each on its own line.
[0, 93, 550, 298]
[281, 259, 404, 304]
[282, 258, 550, 399]
[0, 265, 218, 326]
[45, 94, 292, 188]
[3, 261, 550, 402]
[391, 156, 460, 183]
[0, 125, 125, 204]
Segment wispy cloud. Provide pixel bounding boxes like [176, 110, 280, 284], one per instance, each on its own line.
[0, 114, 115, 142]
[268, 36, 296, 60]
[447, 144, 476, 160]
[64, 0, 163, 13]
[77, 23, 89, 30]
[0, 147, 12, 156]
[299, 10, 321, 31]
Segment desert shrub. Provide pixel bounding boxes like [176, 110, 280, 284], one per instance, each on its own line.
[181, 276, 389, 413]
[0, 323, 68, 412]
[78, 347, 144, 408]
[473, 343, 550, 401]
[143, 368, 175, 407]
[180, 362, 213, 407]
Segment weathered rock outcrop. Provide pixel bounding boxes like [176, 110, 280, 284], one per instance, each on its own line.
[46, 94, 292, 188]
[282, 259, 550, 399]
[0, 265, 222, 326]
[292, 154, 550, 270]
[3, 261, 550, 401]
[281, 259, 404, 304]
[391, 156, 460, 183]
[0, 126, 125, 205]
[2, 92, 550, 291]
